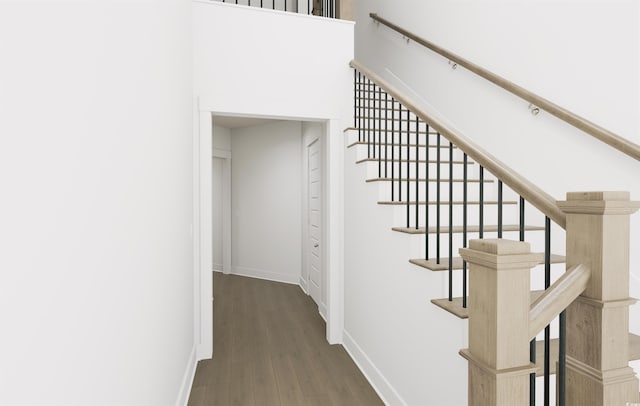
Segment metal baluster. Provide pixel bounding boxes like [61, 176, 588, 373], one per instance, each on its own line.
[391, 98, 395, 202]
[284, 0, 286, 12]
[448, 141, 453, 301]
[519, 197, 525, 242]
[372, 85, 376, 160]
[353, 70, 357, 132]
[558, 310, 566, 406]
[406, 109, 410, 228]
[367, 79, 371, 158]
[384, 93, 388, 179]
[378, 88, 382, 177]
[358, 72, 362, 142]
[462, 153, 468, 308]
[415, 116, 419, 229]
[498, 180, 503, 238]
[544, 216, 551, 406]
[436, 133, 441, 264]
[479, 166, 484, 239]
[425, 124, 430, 260]
[399, 105, 403, 202]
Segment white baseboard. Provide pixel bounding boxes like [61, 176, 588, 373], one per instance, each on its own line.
[231, 265, 299, 285]
[212, 263, 223, 272]
[299, 277, 309, 294]
[175, 344, 197, 406]
[343, 330, 407, 406]
[319, 303, 327, 321]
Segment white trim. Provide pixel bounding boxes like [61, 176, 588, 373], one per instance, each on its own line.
[319, 303, 327, 321]
[212, 151, 232, 275]
[174, 344, 198, 406]
[343, 330, 408, 406]
[299, 276, 309, 294]
[196, 109, 213, 361]
[213, 148, 231, 159]
[325, 119, 344, 344]
[196, 111, 345, 359]
[230, 266, 299, 285]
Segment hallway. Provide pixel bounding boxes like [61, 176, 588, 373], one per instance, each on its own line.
[187, 273, 383, 405]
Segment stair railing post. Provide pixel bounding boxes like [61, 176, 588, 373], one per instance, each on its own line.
[557, 191, 640, 406]
[459, 239, 539, 406]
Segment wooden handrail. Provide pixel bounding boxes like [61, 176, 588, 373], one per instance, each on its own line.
[351, 59, 567, 228]
[369, 13, 640, 162]
[529, 264, 590, 340]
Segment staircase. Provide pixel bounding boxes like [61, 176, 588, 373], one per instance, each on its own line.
[346, 60, 640, 405]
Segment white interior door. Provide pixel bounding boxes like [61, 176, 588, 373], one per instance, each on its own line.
[307, 138, 322, 306]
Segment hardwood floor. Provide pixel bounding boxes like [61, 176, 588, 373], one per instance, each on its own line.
[187, 273, 383, 406]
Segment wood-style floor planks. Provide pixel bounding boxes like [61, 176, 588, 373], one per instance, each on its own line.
[187, 273, 383, 406]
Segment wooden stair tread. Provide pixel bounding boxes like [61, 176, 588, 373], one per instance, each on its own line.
[367, 178, 493, 183]
[379, 200, 518, 206]
[394, 224, 545, 235]
[432, 291, 545, 320]
[411, 253, 566, 271]
[356, 158, 472, 165]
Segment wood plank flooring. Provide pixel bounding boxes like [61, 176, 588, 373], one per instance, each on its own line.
[187, 273, 383, 406]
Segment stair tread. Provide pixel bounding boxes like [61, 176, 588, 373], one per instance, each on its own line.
[411, 253, 566, 271]
[394, 224, 545, 235]
[379, 200, 518, 206]
[431, 291, 545, 320]
[367, 178, 493, 183]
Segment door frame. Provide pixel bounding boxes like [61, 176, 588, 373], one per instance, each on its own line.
[194, 100, 345, 360]
[212, 150, 231, 275]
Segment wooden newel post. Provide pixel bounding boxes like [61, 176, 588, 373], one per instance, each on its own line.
[558, 192, 640, 406]
[459, 239, 540, 406]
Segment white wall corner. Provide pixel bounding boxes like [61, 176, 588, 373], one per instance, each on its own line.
[343, 330, 408, 406]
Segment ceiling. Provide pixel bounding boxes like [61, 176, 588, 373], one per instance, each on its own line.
[212, 115, 281, 129]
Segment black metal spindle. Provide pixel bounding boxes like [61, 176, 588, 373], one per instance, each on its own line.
[415, 116, 419, 229]
[384, 93, 388, 179]
[372, 85, 376, 160]
[367, 79, 371, 158]
[448, 141, 453, 301]
[406, 109, 410, 228]
[353, 70, 357, 131]
[358, 73, 362, 142]
[272, 0, 274, 9]
[519, 196, 525, 242]
[284, 0, 287, 12]
[425, 124, 430, 260]
[391, 98, 395, 201]
[378, 88, 382, 177]
[558, 310, 566, 406]
[399, 106, 403, 202]
[497, 180, 503, 238]
[530, 338, 536, 406]
[462, 153, 468, 308]
[544, 216, 551, 406]
[479, 167, 484, 239]
[436, 133, 441, 264]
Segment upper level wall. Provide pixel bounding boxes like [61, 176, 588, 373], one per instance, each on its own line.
[193, 0, 354, 121]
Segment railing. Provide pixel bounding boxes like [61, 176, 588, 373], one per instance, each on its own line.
[217, 0, 336, 18]
[350, 60, 640, 406]
[368, 13, 640, 162]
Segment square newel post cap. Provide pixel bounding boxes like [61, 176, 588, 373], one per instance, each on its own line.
[557, 191, 640, 215]
[459, 239, 541, 271]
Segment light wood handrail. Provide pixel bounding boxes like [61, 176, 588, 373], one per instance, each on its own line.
[369, 13, 640, 162]
[351, 59, 567, 228]
[529, 264, 590, 340]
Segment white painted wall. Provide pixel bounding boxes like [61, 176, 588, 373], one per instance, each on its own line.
[193, 0, 353, 344]
[0, 2, 194, 406]
[230, 121, 303, 283]
[348, 0, 640, 401]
